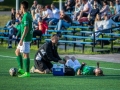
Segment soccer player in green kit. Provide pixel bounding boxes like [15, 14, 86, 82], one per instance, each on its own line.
[77, 62, 104, 76]
[15, 0, 33, 77]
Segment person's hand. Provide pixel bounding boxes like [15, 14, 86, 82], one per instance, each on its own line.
[19, 40, 23, 46]
[58, 60, 65, 64]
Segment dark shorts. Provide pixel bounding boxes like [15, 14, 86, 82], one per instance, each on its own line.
[34, 59, 53, 72]
[82, 13, 88, 17]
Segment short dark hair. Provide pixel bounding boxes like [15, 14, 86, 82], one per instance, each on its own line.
[51, 34, 59, 37]
[21, 0, 29, 9]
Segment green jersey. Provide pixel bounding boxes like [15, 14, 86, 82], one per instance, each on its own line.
[81, 66, 95, 75]
[21, 12, 33, 42]
[15, 24, 21, 37]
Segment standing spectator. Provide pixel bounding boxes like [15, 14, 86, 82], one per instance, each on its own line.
[49, 3, 60, 25]
[31, 0, 38, 19]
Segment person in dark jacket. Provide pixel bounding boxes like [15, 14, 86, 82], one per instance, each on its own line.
[30, 34, 65, 74]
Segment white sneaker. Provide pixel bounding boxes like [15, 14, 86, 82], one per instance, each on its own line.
[30, 66, 35, 73]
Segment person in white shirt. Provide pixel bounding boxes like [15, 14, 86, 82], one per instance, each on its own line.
[42, 5, 54, 23]
[73, 0, 84, 20]
[94, 13, 119, 37]
[63, 56, 81, 73]
[77, 0, 92, 20]
[49, 3, 60, 25]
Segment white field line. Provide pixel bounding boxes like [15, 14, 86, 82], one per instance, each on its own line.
[0, 55, 120, 71]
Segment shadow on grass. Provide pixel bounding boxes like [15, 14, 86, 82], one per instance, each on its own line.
[1, 72, 120, 80]
[31, 73, 120, 80]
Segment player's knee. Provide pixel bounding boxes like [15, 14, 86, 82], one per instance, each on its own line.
[23, 53, 29, 58]
[15, 49, 20, 56]
[44, 69, 50, 74]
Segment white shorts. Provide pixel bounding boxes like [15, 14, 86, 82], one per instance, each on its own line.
[17, 42, 30, 53]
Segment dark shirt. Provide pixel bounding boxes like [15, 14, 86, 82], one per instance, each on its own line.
[90, 8, 99, 20]
[11, 12, 16, 21]
[34, 41, 61, 62]
[61, 14, 72, 23]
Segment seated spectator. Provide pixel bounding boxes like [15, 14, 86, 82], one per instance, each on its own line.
[99, 1, 110, 19]
[87, 3, 99, 26]
[5, 8, 16, 28]
[56, 10, 72, 30]
[42, 5, 54, 23]
[64, 0, 75, 12]
[8, 17, 22, 48]
[92, 14, 103, 37]
[49, 3, 60, 25]
[92, 0, 102, 10]
[63, 56, 81, 73]
[77, 0, 92, 20]
[30, 34, 65, 74]
[73, 0, 84, 20]
[109, 1, 115, 16]
[77, 62, 104, 76]
[33, 18, 48, 44]
[115, 0, 120, 15]
[94, 13, 119, 37]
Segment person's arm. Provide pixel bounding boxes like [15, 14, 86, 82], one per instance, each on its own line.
[82, 3, 89, 12]
[19, 14, 29, 45]
[100, 5, 109, 13]
[45, 42, 60, 62]
[81, 66, 89, 75]
[110, 19, 119, 26]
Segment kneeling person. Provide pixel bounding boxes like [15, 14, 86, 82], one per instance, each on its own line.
[31, 34, 64, 74]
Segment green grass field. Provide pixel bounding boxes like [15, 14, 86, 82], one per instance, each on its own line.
[0, 45, 120, 90]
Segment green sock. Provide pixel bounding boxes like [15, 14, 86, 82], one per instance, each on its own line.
[23, 58, 30, 73]
[16, 55, 23, 69]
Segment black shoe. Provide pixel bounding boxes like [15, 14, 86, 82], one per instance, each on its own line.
[7, 46, 12, 49]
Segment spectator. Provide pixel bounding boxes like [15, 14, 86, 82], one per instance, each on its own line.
[64, 0, 75, 12]
[99, 0, 110, 19]
[92, 0, 102, 10]
[92, 14, 103, 37]
[8, 15, 22, 48]
[49, 3, 60, 25]
[30, 34, 65, 74]
[42, 5, 54, 23]
[31, 0, 38, 19]
[73, 0, 84, 20]
[56, 10, 72, 30]
[77, 0, 92, 20]
[115, 0, 120, 15]
[5, 8, 16, 28]
[33, 18, 48, 44]
[109, 1, 115, 16]
[87, 3, 99, 26]
[94, 13, 119, 37]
